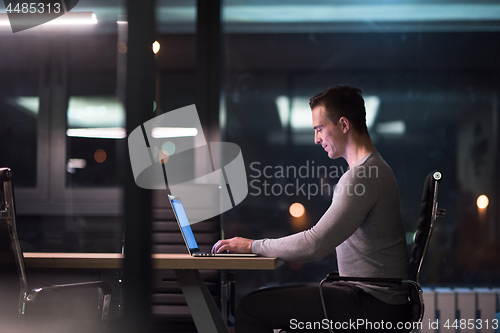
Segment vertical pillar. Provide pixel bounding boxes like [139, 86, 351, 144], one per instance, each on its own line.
[122, 0, 155, 332]
[494, 92, 500, 243]
[196, 0, 222, 144]
[195, 0, 225, 319]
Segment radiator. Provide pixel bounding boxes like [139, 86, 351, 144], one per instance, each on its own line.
[420, 288, 499, 333]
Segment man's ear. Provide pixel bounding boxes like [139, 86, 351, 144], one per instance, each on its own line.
[339, 117, 350, 133]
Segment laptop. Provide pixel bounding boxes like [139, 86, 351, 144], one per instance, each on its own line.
[168, 195, 258, 257]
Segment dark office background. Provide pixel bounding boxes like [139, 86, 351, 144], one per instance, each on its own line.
[0, 0, 499, 328]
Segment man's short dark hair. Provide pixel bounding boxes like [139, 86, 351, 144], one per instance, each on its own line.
[309, 85, 369, 135]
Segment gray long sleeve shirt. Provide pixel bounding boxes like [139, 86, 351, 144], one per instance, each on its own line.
[251, 153, 410, 305]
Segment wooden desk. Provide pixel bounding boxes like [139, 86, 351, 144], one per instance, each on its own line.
[24, 252, 283, 270]
[24, 253, 284, 333]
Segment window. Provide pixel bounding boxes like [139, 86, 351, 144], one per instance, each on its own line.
[221, 1, 500, 290]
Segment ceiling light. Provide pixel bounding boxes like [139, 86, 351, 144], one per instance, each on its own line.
[66, 128, 126, 139]
[376, 120, 406, 135]
[364, 96, 380, 129]
[224, 5, 500, 23]
[0, 11, 97, 26]
[151, 127, 198, 138]
[276, 96, 290, 128]
[275, 95, 380, 131]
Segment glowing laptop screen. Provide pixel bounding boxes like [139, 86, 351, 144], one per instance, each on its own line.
[170, 197, 199, 251]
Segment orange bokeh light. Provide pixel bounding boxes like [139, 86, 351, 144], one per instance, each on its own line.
[94, 149, 107, 163]
[477, 195, 489, 209]
[159, 149, 169, 164]
[289, 203, 305, 218]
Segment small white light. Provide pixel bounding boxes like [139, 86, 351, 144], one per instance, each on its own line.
[152, 41, 161, 54]
[67, 158, 87, 169]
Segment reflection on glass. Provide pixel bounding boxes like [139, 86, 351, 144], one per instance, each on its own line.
[66, 96, 124, 188]
[67, 97, 125, 129]
[66, 128, 126, 139]
[0, 96, 38, 187]
[222, 1, 500, 291]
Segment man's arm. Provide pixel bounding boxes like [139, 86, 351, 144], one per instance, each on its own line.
[254, 169, 378, 262]
[211, 170, 376, 259]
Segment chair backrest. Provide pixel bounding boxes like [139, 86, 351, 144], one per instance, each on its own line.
[0, 167, 29, 314]
[408, 171, 443, 284]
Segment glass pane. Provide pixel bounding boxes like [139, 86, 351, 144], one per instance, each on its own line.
[66, 96, 125, 187]
[222, 0, 500, 293]
[0, 95, 38, 188]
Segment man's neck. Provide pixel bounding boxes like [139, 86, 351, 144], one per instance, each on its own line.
[343, 134, 377, 168]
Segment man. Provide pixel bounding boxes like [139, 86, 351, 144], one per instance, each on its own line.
[212, 85, 412, 332]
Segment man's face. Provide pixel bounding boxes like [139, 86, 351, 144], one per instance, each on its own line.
[312, 106, 347, 159]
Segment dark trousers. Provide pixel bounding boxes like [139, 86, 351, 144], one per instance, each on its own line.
[235, 282, 414, 333]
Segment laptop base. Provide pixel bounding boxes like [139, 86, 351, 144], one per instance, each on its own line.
[192, 252, 258, 257]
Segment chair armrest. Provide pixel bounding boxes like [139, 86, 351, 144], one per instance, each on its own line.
[26, 281, 113, 326]
[0, 168, 13, 182]
[321, 272, 403, 286]
[27, 281, 111, 302]
[324, 271, 339, 279]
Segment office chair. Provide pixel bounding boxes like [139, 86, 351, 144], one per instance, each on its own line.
[0, 167, 112, 327]
[317, 171, 446, 333]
